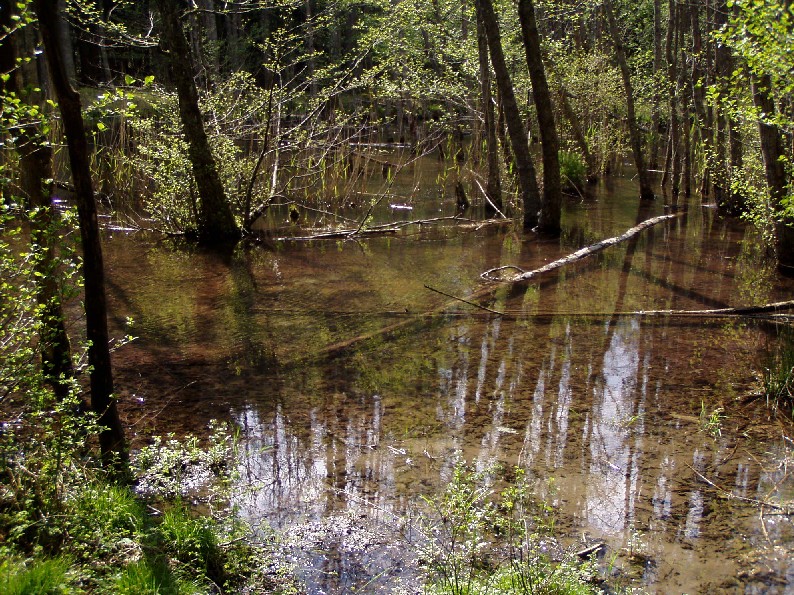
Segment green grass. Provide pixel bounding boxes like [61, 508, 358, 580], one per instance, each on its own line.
[0, 557, 73, 595]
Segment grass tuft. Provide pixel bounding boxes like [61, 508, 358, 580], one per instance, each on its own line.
[763, 329, 794, 415]
[0, 557, 73, 595]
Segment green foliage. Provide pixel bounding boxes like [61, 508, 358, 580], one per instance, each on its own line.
[763, 328, 794, 414]
[132, 421, 234, 499]
[699, 401, 725, 439]
[159, 503, 223, 580]
[548, 45, 629, 174]
[0, 557, 74, 595]
[419, 462, 599, 595]
[559, 151, 587, 192]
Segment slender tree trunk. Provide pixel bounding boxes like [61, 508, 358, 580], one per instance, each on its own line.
[712, 0, 732, 209]
[752, 74, 794, 271]
[665, 0, 682, 198]
[55, 0, 76, 85]
[517, 0, 561, 235]
[690, 0, 713, 199]
[603, 0, 655, 201]
[156, 0, 239, 244]
[475, 7, 503, 213]
[33, 0, 127, 466]
[305, 0, 317, 97]
[476, 0, 541, 228]
[196, 0, 219, 80]
[555, 81, 597, 182]
[649, 0, 663, 170]
[1, 4, 73, 400]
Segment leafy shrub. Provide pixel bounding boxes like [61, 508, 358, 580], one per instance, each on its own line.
[419, 462, 599, 595]
[559, 151, 587, 193]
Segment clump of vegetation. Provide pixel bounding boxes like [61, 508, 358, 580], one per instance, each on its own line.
[417, 462, 600, 594]
[699, 401, 725, 438]
[763, 328, 794, 415]
[559, 151, 587, 193]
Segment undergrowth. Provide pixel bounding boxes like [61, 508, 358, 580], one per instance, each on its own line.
[418, 462, 601, 595]
[0, 419, 300, 594]
[763, 326, 794, 415]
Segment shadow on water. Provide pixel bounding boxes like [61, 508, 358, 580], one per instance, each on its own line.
[103, 171, 794, 593]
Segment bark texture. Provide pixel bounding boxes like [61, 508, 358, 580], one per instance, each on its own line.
[156, 0, 240, 244]
[476, 0, 541, 228]
[517, 0, 561, 235]
[752, 74, 794, 271]
[475, 8, 503, 214]
[33, 0, 127, 465]
[603, 0, 655, 201]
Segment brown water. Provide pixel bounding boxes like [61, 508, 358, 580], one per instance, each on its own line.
[104, 167, 794, 593]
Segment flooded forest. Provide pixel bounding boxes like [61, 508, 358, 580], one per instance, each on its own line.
[2, 0, 794, 593]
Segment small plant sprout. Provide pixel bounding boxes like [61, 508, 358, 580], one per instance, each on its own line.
[699, 401, 725, 439]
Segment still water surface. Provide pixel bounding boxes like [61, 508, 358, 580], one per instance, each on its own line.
[105, 173, 794, 593]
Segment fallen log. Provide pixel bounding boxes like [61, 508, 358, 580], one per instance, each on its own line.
[481, 213, 680, 282]
[272, 216, 510, 241]
[285, 212, 794, 366]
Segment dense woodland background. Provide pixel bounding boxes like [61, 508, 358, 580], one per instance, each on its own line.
[3, 0, 794, 252]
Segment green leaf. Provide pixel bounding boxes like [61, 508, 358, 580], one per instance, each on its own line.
[144, 75, 155, 86]
[96, 122, 106, 131]
[124, 74, 135, 86]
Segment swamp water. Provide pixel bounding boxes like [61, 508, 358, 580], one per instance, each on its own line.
[104, 171, 794, 593]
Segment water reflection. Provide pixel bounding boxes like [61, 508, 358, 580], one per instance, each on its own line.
[103, 177, 794, 593]
[586, 316, 641, 535]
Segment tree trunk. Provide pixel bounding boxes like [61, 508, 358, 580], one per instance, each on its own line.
[55, 0, 76, 85]
[689, 0, 713, 200]
[649, 0, 663, 170]
[666, 0, 682, 199]
[557, 83, 597, 182]
[33, 0, 127, 466]
[752, 74, 794, 271]
[517, 0, 561, 235]
[476, 0, 541, 228]
[603, 0, 655, 201]
[1, 3, 73, 400]
[475, 5, 503, 214]
[155, 0, 240, 244]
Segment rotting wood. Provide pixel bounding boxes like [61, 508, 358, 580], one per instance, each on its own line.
[481, 213, 680, 281]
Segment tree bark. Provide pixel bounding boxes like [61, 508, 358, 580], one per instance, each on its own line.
[475, 6, 503, 214]
[517, 0, 561, 235]
[482, 213, 679, 282]
[155, 0, 240, 244]
[665, 0, 682, 199]
[752, 74, 794, 271]
[33, 0, 127, 466]
[603, 0, 655, 201]
[649, 0, 663, 170]
[689, 0, 713, 200]
[1, 3, 74, 400]
[476, 0, 541, 228]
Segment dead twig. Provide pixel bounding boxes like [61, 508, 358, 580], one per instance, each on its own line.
[424, 285, 505, 316]
[688, 464, 792, 514]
